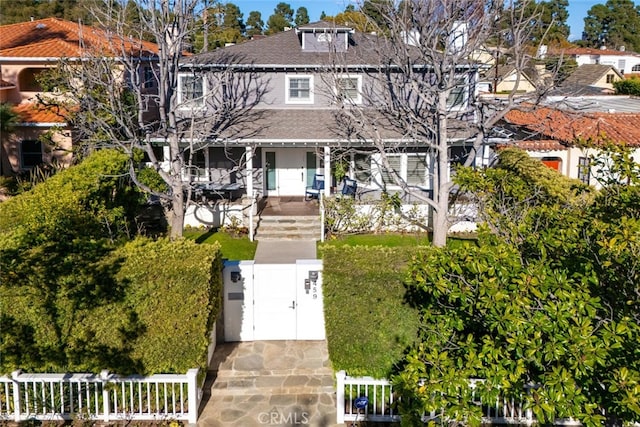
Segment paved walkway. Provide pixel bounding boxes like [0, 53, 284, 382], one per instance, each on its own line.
[198, 340, 341, 427]
[254, 240, 317, 264]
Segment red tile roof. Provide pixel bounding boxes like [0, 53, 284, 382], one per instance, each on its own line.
[13, 102, 67, 124]
[558, 47, 640, 57]
[0, 17, 159, 58]
[505, 107, 640, 148]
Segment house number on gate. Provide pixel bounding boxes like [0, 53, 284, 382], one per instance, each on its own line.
[312, 285, 318, 299]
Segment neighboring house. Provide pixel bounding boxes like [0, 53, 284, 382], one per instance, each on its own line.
[555, 63, 624, 95]
[560, 47, 640, 75]
[500, 96, 640, 187]
[0, 17, 159, 177]
[481, 64, 538, 93]
[177, 22, 489, 213]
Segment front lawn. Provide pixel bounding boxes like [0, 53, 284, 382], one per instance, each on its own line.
[319, 232, 476, 254]
[184, 229, 257, 260]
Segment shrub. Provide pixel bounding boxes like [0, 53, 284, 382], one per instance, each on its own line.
[322, 245, 421, 378]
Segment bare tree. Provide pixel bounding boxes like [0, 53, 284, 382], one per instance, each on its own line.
[38, 0, 267, 238]
[326, 0, 554, 247]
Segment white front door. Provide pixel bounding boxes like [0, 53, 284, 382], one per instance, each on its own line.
[253, 264, 297, 340]
[264, 149, 318, 196]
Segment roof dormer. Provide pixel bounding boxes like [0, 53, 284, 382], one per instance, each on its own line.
[296, 22, 353, 53]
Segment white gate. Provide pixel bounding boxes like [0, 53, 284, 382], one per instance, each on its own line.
[223, 259, 325, 341]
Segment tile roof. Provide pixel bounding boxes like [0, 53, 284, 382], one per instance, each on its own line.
[13, 102, 67, 124]
[559, 47, 640, 57]
[0, 17, 159, 58]
[504, 107, 640, 148]
[183, 22, 383, 68]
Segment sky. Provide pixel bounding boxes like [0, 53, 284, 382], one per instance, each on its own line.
[230, 0, 609, 42]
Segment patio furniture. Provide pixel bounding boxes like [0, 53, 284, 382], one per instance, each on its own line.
[305, 174, 325, 200]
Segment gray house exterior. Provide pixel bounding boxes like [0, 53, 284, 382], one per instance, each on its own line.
[175, 21, 489, 229]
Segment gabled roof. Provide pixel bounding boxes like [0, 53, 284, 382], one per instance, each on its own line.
[504, 106, 640, 148]
[0, 17, 159, 59]
[561, 64, 623, 87]
[183, 21, 383, 68]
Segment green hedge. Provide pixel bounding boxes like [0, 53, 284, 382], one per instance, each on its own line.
[115, 238, 223, 374]
[322, 245, 421, 378]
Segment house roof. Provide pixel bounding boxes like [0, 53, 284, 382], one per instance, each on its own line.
[183, 22, 385, 68]
[561, 64, 623, 87]
[210, 109, 473, 144]
[0, 17, 159, 59]
[504, 106, 640, 148]
[13, 102, 67, 124]
[559, 47, 640, 57]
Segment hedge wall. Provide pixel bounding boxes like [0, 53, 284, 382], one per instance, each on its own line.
[322, 245, 421, 378]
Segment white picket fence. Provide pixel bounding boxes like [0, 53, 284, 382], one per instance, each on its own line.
[0, 369, 200, 424]
[336, 371, 584, 425]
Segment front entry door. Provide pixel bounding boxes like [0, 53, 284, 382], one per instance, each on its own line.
[264, 149, 318, 197]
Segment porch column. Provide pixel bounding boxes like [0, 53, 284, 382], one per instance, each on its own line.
[245, 146, 253, 196]
[323, 146, 331, 197]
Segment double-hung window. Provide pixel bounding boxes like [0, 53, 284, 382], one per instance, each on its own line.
[336, 76, 362, 104]
[447, 77, 468, 109]
[286, 75, 313, 104]
[378, 153, 428, 187]
[179, 74, 204, 108]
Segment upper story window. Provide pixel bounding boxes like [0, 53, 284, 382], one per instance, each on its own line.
[178, 74, 204, 108]
[632, 64, 640, 72]
[18, 68, 46, 92]
[606, 74, 615, 84]
[447, 78, 468, 109]
[21, 140, 43, 169]
[143, 66, 155, 89]
[286, 75, 313, 104]
[336, 76, 362, 104]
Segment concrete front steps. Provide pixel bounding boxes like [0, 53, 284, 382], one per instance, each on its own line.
[198, 341, 340, 427]
[254, 215, 322, 240]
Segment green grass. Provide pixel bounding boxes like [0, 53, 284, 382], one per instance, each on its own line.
[319, 232, 476, 255]
[184, 229, 257, 260]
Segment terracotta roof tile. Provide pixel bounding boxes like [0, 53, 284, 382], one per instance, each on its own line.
[13, 103, 66, 124]
[505, 107, 640, 147]
[508, 140, 567, 151]
[0, 17, 158, 58]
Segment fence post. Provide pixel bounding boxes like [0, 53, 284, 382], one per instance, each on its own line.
[320, 193, 325, 242]
[11, 370, 21, 422]
[186, 368, 199, 426]
[100, 370, 110, 422]
[336, 370, 346, 424]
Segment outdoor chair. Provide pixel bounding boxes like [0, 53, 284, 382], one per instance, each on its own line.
[305, 174, 325, 200]
[340, 178, 357, 198]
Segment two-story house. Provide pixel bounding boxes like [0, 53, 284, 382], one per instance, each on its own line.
[560, 47, 640, 75]
[0, 18, 159, 177]
[177, 21, 487, 228]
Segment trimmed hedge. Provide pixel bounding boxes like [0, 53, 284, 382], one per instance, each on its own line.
[115, 238, 223, 374]
[0, 150, 223, 375]
[322, 245, 421, 378]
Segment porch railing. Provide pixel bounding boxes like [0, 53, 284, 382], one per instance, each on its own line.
[0, 369, 200, 425]
[336, 371, 583, 425]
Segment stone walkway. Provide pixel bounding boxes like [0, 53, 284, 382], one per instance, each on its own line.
[197, 341, 341, 427]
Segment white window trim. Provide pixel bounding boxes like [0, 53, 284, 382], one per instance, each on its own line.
[372, 153, 429, 188]
[335, 75, 363, 104]
[446, 75, 469, 111]
[177, 73, 206, 110]
[285, 75, 314, 104]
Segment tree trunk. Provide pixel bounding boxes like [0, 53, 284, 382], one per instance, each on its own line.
[432, 93, 450, 248]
